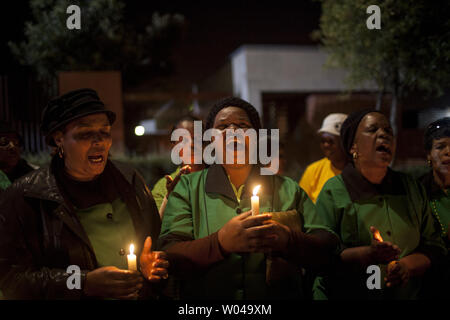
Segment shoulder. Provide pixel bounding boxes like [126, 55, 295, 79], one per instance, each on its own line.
[316, 174, 350, 205]
[322, 174, 345, 191]
[304, 158, 329, 173]
[177, 168, 206, 187]
[273, 174, 307, 198]
[0, 166, 52, 207]
[110, 160, 138, 182]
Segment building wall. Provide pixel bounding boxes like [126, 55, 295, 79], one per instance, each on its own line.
[230, 45, 375, 115]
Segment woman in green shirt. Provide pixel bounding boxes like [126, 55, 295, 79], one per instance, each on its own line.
[420, 117, 450, 298]
[309, 109, 446, 300]
[158, 97, 338, 300]
[152, 115, 205, 218]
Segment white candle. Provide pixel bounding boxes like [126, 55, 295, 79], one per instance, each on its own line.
[251, 185, 261, 216]
[127, 244, 137, 271]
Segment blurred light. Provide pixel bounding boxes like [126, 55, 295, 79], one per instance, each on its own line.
[135, 126, 145, 136]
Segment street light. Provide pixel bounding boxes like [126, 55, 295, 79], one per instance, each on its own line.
[135, 125, 145, 136]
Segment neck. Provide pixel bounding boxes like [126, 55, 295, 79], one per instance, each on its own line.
[64, 167, 98, 182]
[223, 164, 252, 188]
[331, 157, 347, 171]
[356, 163, 387, 184]
[433, 170, 450, 191]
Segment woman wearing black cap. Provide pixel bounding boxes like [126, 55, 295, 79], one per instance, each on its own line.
[419, 117, 450, 298]
[157, 97, 338, 300]
[308, 110, 446, 300]
[0, 88, 168, 299]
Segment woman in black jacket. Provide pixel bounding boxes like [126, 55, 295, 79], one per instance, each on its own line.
[0, 88, 168, 299]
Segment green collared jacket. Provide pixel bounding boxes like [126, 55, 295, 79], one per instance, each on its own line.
[308, 165, 446, 300]
[158, 164, 316, 300]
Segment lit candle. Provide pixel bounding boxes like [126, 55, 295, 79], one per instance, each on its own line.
[251, 185, 261, 216]
[127, 244, 137, 271]
[373, 230, 383, 242]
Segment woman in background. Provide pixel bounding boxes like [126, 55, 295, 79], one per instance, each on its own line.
[420, 117, 450, 298]
[151, 115, 205, 218]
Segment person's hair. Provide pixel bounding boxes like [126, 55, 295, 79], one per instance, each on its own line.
[205, 97, 261, 130]
[424, 117, 450, 151]
[170, 114, 203, 136]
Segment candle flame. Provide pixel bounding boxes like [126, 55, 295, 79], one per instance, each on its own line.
[253, 185, 261, 196]
[373, 230, 383, 242]
[129, 244, 135, 255]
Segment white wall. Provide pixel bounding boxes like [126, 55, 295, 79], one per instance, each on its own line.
[230, 45, 373, 115]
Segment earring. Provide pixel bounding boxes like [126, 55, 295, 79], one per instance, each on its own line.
[353, 152, 358, 160]
[58, 146, 64, 158]
[427, 159, 432, 167]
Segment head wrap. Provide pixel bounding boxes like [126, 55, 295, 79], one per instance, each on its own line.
[340, 109, 384, 157]
[205, 97, 261, 130]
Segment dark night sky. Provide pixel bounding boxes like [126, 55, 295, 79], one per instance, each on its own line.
[126, 1, 321, 90]
[0, 1, 321, 89]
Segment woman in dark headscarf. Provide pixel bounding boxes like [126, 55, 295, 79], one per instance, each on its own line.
[419, 117, 450, 298]
[157, 97, 338, 300]
[0, 88, 168, 299]
[308, 109, 446, 300]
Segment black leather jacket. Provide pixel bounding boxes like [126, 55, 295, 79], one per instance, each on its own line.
[0, 157, 161, 299]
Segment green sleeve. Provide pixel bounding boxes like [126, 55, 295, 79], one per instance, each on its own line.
[0, 170, 11, 190]
[305, 181, 340, 240]
[151, 176, 167, 211]
[415, 180, 447, 258]
[297, 185, 316, 230]
[158, 175, 194, 249]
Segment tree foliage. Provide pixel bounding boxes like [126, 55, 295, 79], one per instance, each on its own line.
[9, 0, 185, 79]
[314, 0, 450, 99]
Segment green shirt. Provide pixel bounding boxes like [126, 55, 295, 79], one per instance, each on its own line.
[77, 198, 138, 269]
[0, 170, 11, 190]
[159, 164, 316, 300]
[152, 167, 180, 210]
[308, 166, 446, 300]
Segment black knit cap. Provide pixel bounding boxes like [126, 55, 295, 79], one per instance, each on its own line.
[41, 88, 116, 146]
[424, 117, 450, 151]
[205, 97, 261, 130]
[340, 108, 385, 158]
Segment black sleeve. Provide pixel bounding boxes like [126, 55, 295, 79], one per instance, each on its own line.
[0, 186, 88, 300]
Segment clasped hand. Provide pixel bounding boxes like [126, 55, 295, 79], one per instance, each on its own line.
[218, 211, 291, 254]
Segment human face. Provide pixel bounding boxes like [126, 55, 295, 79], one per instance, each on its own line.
[428, 137, 450, 185]
[351, 113, 395, 170]
[173, 120, 198, 166]
[0, 133, 21, 170]
[319, 132, 345, 164]
[213, 107, 253, 168]
[54, 113, 112, 181]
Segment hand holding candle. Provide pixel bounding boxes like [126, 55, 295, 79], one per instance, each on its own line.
[369, 226, 401, 265]
[251, 185, 261, 216]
